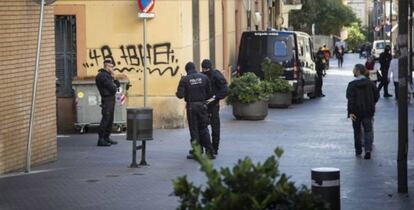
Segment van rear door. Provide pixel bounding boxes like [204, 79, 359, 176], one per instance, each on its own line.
[266, 33, 296, 80]
[238, 33, 268, 79]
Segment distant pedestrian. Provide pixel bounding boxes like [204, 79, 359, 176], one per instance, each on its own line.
[378, 45, 393, 97]
[315, 47, 326, 97]
[176, 62, 215, 159]
[346, 64, 379, 159]
[321, 44, 331, 70]
[95, 59, 120, 146]
[364, 56, 380, 85]
[336, 45, 345, 68]
[201, 59, 228, 155]
[388, 49, 400, 100]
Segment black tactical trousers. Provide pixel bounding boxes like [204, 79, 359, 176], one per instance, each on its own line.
[186, 102, 214, 153]
[208, 102, 220, 151]
[378, 69, 390, 95]
[98, 96, 115, 140]
[315, 73, 324, 96]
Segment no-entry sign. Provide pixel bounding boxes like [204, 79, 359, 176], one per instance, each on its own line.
[138, 0, 155, 13]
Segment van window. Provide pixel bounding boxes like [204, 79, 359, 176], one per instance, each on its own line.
[375, 42, 388, 49]
[274, 41, 287, 57]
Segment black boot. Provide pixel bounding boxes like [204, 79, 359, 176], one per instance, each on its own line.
[106, 138, 118, 145]
[97, 138, 111, 146]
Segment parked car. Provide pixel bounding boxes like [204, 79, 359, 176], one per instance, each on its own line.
[371, 40, 391, 60]
[236, 30, 317, 102]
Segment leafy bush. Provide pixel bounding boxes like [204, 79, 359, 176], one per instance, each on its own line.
[226, 72, 272, 104]
[172, 145, 329, 210]
[262, 58, 293, 94]
[262, 58, 284, 81]
[267, 79, 294, 93]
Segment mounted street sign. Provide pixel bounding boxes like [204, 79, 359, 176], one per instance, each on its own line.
[138, 0, 155, 13]
[32, 0, 56, 5]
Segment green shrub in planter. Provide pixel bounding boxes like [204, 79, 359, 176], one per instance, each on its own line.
[263, 57, 283, 81]
[226, 72, 272, 104]
[267, 78, 294, 93]
[262, 58, 293, 94]
[172, 144, 329, 210]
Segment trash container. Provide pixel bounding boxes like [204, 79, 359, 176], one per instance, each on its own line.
[72, 79, 128, 134]
[126, 108, 153, 141]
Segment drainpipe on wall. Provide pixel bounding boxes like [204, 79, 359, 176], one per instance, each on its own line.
[222, 0, 229, 79]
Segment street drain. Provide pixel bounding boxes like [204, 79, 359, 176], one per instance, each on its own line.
[86, 179, 100, 183]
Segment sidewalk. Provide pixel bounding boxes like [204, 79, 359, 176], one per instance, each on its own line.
[1, 54, 414, 210]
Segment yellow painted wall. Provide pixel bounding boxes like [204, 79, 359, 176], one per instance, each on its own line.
[215, 0, 224, 72]
[54, 0, 244, 128]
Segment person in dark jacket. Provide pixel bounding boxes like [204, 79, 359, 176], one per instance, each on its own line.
[346, 64, 379, 159]
[377, 45, 393, 97]
[315, 47, 326, 97]
[176, 62, 215, 159]
[201, 59, 228, 155]
[95, 59, 120, 146]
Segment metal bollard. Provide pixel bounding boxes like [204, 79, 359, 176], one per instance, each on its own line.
[126, 108, 153, 168]
[311, 167, 340, 210]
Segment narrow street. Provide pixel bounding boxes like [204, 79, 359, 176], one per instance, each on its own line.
[1, 54, 413, 210]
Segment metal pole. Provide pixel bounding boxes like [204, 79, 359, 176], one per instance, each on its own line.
[389, 0, 392, 43]
[383, 0, 386, 45]
[142, 17, 148, 166]
[26, 0, 45, 173]
[409, 2, 413, 84]
[143, 18, 148, 107]
[397, 0, 409, 194]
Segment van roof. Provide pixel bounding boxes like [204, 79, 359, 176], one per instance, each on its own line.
[242, 30, 311, 38]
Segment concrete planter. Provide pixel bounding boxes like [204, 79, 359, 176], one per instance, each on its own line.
[268, 92, 292, 108]
[232, 101, 268, 120]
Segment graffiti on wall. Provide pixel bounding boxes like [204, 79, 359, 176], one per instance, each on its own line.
[83, 42, 180, 78]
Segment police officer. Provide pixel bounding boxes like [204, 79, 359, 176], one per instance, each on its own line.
[95, 59, 120, 146]
[176, 62, 215, 159]
[201, 59, 228, 155]
[315, 47, 326, 97]
[378, 45, 393, 97]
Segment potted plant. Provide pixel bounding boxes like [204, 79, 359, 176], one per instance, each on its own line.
[172, 144, 329, 210]
[262, 58, 294, 108]
[226, 72, 272, 120]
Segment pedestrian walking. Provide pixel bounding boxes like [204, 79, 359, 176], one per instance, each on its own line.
[315, 47, 326, 97]
[321, 44, 331, 70]
[346, 64, 379, 159]
[176, 62, 215, 159]
[364, 56, 380, 85]
[377, 45, 393, 97]
[336, 45, 345, 68]
[388, 49, 400, 100]
[95, 59, 120, 146]
[201, 59, 228, 155]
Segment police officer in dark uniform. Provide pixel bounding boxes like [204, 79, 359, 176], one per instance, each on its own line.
[176, 62, 215, 159]
[315, 47, 326, 97]
[95, 59, 120, 146]
[201, 59, 228, 155]
[378, 45, 393, 97]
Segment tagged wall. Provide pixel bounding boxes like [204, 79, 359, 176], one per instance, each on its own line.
[54, 0, 257, 128]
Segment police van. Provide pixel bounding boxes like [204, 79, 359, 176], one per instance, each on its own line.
[236, 30, 317, 102]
